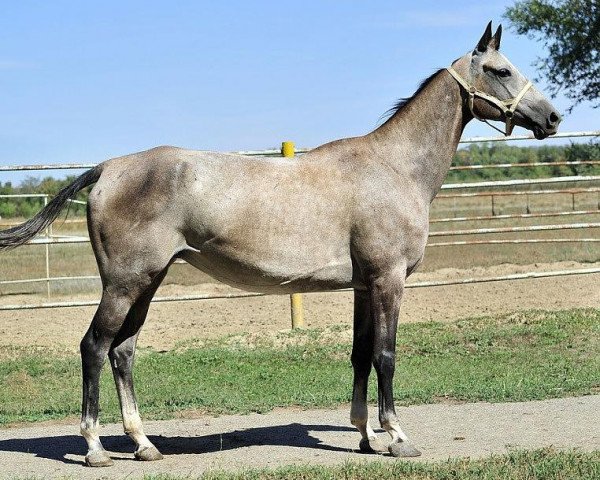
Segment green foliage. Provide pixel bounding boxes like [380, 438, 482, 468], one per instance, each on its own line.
[0, 175, 88, 219]
[0, 308, 597, 425]
[147, 448, 600, 480]
[505, 0, 600, 110]
[446, 140, 600, 183]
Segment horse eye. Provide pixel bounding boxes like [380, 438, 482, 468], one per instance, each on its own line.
[497, 68, 511, 78]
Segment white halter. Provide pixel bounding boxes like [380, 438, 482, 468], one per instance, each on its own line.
[446, 66, 532, 136]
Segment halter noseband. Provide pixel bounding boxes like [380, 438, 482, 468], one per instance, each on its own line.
[446, 66, 532, 136]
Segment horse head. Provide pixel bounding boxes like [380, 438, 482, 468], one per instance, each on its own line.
[449, 21, 561, 139]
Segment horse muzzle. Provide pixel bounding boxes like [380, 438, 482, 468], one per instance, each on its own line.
[532, 115, 561, 139]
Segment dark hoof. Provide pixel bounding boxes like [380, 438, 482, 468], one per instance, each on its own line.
[135, 445, 164, 462]
[85, 450, 114, 467]
[359, 437, 388, 454]
[388, 442, 422, 457]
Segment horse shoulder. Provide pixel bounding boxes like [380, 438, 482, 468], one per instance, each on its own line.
[350, 172, 429, 279]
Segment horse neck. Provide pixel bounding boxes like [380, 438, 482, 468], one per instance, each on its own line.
[368, 69, 470, 202]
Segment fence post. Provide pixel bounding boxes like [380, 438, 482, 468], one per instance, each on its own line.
[44, 195, 51, 297]
[282, 141, 305, 329]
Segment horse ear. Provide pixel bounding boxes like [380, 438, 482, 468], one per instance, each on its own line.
[489, 24, 502, 50]
[474, 21, 493, 54]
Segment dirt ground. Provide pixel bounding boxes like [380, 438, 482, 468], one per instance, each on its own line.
[0, 262, 598, 479]
[0, 261, 598, 352]
[0, 395, 598, 479]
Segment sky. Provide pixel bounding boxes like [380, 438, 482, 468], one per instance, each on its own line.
[0, 0, 597, 183]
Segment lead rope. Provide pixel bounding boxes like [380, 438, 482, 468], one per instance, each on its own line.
[446, 66, 532, 136]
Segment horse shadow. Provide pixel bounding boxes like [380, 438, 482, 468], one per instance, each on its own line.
[0, 422, 369, 466]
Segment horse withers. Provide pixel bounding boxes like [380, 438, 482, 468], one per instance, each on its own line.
[0, 22, 560, 466]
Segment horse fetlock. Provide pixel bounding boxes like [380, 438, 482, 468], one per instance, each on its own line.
[80, 418, 98, 434]
[359, 437, 388, 454]
[350, 414, 367, 427]
[380, 417, 411, 445]
[123, 415, 144, 437]
[378, 414, 398, 431]
[80, 420, 104, 451]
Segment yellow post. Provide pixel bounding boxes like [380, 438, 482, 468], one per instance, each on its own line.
[281, 140, 295, 158]
[282, 141, 305, 329]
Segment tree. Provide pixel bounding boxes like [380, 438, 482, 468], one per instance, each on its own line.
[505, 0, 600, 111]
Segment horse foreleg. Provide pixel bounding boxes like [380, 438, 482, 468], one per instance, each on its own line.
[370, 269, 421, 457]
[350, 290, 387, 453]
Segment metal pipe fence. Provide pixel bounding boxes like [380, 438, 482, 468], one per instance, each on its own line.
[437, 186, 600, 198]
[0, 130, 598, 172]
[3, 218, 597, 249]
[449, 160, 600, 171]
[1, 131, 599, 313]
[5, 208, 597, 228]
[429, 222, 600, 237]
[1, 266, 598, 312]
[4, 236, 598, 289]
[441, 176, 600, 190]
[430, 209, 599, 223]
[5, 221, 598, 288]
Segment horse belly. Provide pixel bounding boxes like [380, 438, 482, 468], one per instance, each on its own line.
[180, 242, 356, 294]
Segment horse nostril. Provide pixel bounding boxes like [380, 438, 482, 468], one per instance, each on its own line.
[549, 111, 560, 124]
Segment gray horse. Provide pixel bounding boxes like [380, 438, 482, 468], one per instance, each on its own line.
[0, 22, 560, 466]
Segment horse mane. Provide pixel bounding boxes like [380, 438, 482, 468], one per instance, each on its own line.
[380, 68, 446, 123]
[380, 54, 464, 124]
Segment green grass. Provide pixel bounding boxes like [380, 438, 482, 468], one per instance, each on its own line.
[0, 309, 598, 425]
[143, 448, 599, 480]
[6, 448, 600, 479]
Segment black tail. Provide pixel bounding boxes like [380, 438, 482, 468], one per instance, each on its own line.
[0, 165, 103, 251]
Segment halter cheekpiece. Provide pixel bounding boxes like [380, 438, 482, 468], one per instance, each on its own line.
[446, 66, 532, 136]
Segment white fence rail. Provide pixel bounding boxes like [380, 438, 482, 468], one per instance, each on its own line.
[1, 267, 599, 312]
[0, 130, 598, 172]
[1, 130, 598, 311]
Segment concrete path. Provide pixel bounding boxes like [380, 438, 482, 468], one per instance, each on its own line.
[0, 395, 598, 479]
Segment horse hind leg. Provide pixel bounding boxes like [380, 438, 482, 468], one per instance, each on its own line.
[108, 270, 168, 462]
[80, 291, 136, 467]
[350, 290, 387, 454]
[80, 247, 174, 466]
